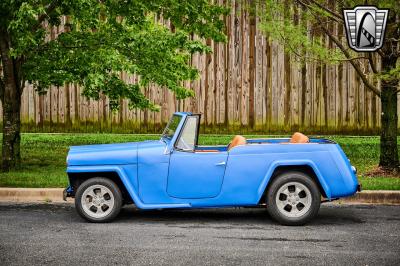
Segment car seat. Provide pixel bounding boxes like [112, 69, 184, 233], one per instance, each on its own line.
[228, 135, 247, 151]
[290, 132, 309, 143]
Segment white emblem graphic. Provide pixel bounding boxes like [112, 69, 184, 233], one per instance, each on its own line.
[343, 6, 389, 52]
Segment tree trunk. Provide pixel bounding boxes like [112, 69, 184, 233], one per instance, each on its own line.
[379, 56, 399, 171]
[2, 88, 22, 171]
[0, 31, 23, 171]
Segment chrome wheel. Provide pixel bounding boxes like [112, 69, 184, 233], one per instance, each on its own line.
[81, 184, 115, 219]
[275, 181, 312, 218]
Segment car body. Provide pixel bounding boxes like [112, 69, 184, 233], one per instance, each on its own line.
[65, 112, 360, 225]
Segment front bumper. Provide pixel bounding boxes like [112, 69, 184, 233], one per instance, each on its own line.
[63, 186, 74, 201]
[351, 165, 357, 175]
[351, 165, 362, 192]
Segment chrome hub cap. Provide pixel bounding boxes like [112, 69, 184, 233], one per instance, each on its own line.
[81, 185, 114, 219]
[275, 182, 312, 218]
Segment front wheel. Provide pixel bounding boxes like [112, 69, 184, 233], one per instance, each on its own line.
[266, 171, 321, 225]
[75, 177, 123, 223]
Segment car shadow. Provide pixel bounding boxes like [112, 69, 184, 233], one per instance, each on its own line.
[109, 205, 366, 227]
[0, 202, 368, 226]
[117, 206, 272, 224]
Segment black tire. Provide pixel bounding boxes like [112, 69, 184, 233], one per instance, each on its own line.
[266, 171, 321, 226]
[75, 177, 123, 223]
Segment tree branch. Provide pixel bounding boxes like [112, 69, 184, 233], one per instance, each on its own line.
[279, 31, 369, 63]
[367, 53, 378, 74]
[294, 0, 382, 97]
[31, 1, 60, 32]
[320, 22, 381, 96]
[377, 49, 385, 58]
[337, 56, 369, 62]
[307, 0, 343, 22]
[295, 0, 342, 24]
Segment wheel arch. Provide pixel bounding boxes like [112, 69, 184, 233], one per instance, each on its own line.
[68, 171, 133, 204]
[258, 161, 331, 204]
[67, 165, 191, 210]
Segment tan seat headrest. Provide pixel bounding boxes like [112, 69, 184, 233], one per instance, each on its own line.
[228, 135, 246, 151]
[290, 132, 309, 143]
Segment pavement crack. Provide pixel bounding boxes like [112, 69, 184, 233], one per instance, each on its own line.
[215, 236, 330, 243]
[285, 255, 311, 259]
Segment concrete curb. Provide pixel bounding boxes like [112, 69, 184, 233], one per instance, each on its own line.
[0, 188, 399, 204]
[337, 190, 400, 205]
[0, 188, 70, 203]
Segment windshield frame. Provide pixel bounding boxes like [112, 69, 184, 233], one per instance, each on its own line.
[161, 114, 183, 141]
[174, 114, 200, 152]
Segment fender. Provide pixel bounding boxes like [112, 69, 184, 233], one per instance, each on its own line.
[67, 165, 191, 209]
[256, 160, 332, 202]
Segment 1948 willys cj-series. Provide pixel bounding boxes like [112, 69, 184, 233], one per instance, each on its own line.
[64, 112, 360, 225]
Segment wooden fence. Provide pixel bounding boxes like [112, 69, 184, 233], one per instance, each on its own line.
[0, 1, 399, 134]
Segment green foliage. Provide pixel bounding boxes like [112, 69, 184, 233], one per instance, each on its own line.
[256, 0, 344, 64]
[0, 0, 228, 110]
[377, 61, 400, 82]
[257, 0, 400, 77]
[0, 133, 399, 189]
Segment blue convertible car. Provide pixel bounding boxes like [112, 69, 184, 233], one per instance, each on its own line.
[65, 112, 360, 225]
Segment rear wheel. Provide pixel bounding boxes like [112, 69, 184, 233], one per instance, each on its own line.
[75, 177, 122, 223]
[266, 171, 321, 225]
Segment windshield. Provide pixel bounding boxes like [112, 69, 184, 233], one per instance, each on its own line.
[161, 114, 182, 140]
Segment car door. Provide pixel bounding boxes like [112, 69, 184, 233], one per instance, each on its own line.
[167, 115, 228, 199]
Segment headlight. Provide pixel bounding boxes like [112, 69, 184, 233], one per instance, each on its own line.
[351, 165, 357, 174]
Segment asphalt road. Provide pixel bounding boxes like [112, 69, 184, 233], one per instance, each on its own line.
[0, 203, 399, 266]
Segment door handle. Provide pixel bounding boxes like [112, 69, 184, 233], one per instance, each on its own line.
[215, 161, 226, 166]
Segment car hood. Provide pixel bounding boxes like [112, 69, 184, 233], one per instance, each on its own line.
[67, 140, 166, 166]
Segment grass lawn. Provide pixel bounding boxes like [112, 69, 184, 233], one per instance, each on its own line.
[0, 133, 399, 190]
